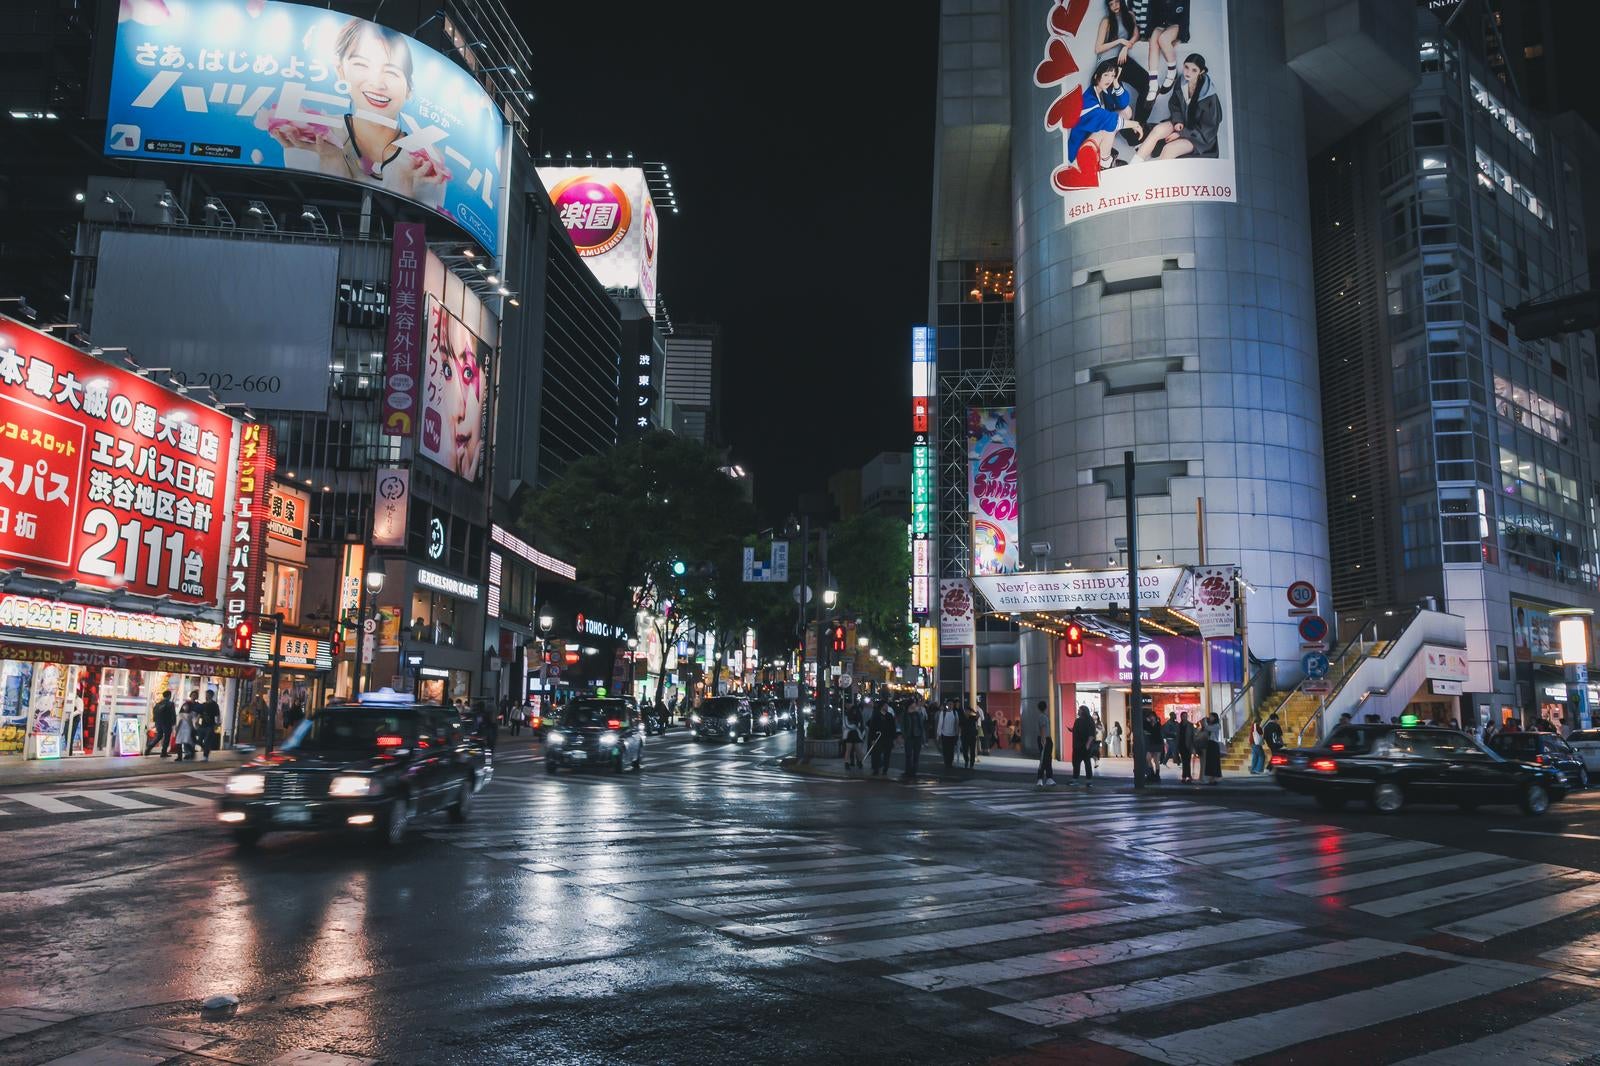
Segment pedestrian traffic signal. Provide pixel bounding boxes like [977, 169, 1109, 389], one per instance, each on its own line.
[1064, 622, 1084, 658]
[831, 624, 847, 653]
[232, 621, 253, 655]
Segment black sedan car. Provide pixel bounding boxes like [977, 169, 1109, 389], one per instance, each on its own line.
[545, 698, 645, 773]
[1488, 730, 1590, 790]
[218, 693, 492, 848]
[690, 696, 755, 742]
[1272, 723, 1566, 816]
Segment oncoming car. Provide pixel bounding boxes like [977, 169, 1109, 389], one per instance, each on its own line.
[690, 696, 754, 742]
[545, 698, 645, 774]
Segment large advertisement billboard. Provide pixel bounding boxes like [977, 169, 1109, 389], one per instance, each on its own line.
[537, 167, 659, 313]
[419, 296, 487, 481]
[1032, 0, 1235, 224]
[0, 318, 238, 608]
[969, 407, 1019, 576]
[105, 0, 508, 254]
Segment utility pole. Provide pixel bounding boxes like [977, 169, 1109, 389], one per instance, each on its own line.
[795, 512, 809, 761]
[1126, 450, 1147, 790]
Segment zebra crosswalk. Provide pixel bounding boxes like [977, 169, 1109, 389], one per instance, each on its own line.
[425, 785, 1600, 1062]
[949, 785, 1600, 964]
[0, 777, 220, 819]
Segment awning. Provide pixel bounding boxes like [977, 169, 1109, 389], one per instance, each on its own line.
[0, 632, 259, 678]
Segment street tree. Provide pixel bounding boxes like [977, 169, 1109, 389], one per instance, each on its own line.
[827, 512, 913, 665]
[521, 431, 754, 705]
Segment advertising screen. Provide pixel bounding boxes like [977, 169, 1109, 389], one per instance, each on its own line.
[537, 167, 659, 313]
[1031, 0, 1235, 224]
[419, 296, 487, 481]
[104, 0, 508, 254]
[0, 319, 238, 608]
[969, 407, 1019, 575]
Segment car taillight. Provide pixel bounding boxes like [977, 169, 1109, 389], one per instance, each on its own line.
[1311, 758, 1338, 772]
[1269, 754, 1288, 766]
[1537, 754, 1550, 764]
[376, 734, 404, 748]
[607, 719, 622, 728]
[1329, 743, 1345, 751]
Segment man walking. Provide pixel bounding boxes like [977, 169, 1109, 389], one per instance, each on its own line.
[145, 689, 176, 757]
[960, 704, 979, 769]
[1071, 705, 1095, 784]
[1176, 709, 1195, 782]
[937, 701, 961, 769]
[867, 700, 896, 776]
[198, 688, 222, 761]
[1263, 711, 1285, 762]
[1035, 701, 1056, 788]
[1161, 712, 1178, 767]
[900, 699, 927, 781]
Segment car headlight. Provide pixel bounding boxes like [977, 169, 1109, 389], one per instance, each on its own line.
[599, 731, 619, 746]
[546, 731, 566, 746]
[329, 775, 374, 797]
[726, 714, 738, 725]
[760, 715, 771, 723]
[225, 773, 265, 796]
[690, 714, 701, 724]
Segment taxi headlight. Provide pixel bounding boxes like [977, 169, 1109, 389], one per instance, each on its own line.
[690, 714, 702, 724]
[726, 714, 738, 725]
[547, 731, 566, 746]
[225, 773, 265, 796]
[599, 731, 619, 746]
[329, 775, 374, 797]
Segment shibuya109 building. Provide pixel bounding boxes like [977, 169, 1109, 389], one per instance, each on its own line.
[923, 0, 1600, 749]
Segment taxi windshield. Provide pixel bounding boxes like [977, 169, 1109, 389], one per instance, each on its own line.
[284, 712, 418, 752]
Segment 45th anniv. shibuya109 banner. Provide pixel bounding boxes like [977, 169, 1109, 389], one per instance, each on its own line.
[1032, 0, 1235, 223]
[104, 0, 509, 254]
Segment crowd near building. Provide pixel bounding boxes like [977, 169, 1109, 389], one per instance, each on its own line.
[920, 0, 1600, 752]
[0, 0, 709, 760]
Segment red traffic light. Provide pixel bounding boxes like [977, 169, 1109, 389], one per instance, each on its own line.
[232, 622, 253, 654]
[1064, 622, 1084, 658]
[831, 624, 847, 653]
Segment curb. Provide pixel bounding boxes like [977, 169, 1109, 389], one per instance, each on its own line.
[0, 753, 247, 790]
[777, 757, 1279, 795]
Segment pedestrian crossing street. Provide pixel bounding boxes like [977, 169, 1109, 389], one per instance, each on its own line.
[430, 786, 1600, 1063]
[0, 771, 224, 818]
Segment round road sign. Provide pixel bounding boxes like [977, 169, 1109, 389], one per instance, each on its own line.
[1301, 651, 1330, 679]
[1298, 615, 1329, 644]
[839, 673, 853, 688]
[1286, 580, 1316, 609]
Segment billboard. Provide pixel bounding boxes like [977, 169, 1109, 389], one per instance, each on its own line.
[419, 296, 487, 481]
[1031, 0, 1235, 224]
[0, 318, 238, 607]
[104, 0, 508, 254]
[969, 407, 1019, 575]
[266, 481, 309, 563]
[92, 232, 338, 413]
[371, 467, 410, 548]
[538, 167, 659, 312]
[1057, 634, 1243, 686]
[940, 579, 976, 647]
[380, 222, 427, 436]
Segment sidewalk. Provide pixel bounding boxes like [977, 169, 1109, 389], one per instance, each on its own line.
[0, 748, 246, 789]
[781, 746, 1278, 794]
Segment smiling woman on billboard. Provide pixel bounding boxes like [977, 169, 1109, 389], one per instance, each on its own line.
[262, 19, 448, 207]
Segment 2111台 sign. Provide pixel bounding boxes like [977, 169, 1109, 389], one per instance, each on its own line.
[0, 318, 237, 606]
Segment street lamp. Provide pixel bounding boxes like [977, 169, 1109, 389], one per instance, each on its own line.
[355, 568, 384, 694]
[857, 636, 869, 649]
[823, 584, 838, 608]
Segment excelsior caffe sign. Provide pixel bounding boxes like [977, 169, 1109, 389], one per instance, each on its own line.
[973, 567, 1185, 613]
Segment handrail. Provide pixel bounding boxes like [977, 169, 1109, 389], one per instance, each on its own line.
[1290, 604, 1430, 746]
[1220, 658, 1275, 743]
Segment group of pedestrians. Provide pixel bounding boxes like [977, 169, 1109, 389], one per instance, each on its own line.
[1138, 706, 1226, 784]
[144, 688, 222, 760]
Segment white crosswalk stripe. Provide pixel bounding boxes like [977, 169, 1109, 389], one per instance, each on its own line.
[1357, 864, 1592, 918]
[1388, 996, 1600, 1065]
[1283, 851, 1501, 896]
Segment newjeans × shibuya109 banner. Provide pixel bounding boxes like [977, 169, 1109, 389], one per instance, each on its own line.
[1057, 634, 1242, 686]
[1032, 0, 1235, 223]
[105, 0, 508, 254]
[969, 407, 1020, 575]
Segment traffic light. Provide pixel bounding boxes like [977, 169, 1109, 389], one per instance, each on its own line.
[831, 624, 847, 653]
[671, 560, 687, 577]
[232, 621, 253, 655]
[1064, 621, 1084, 658]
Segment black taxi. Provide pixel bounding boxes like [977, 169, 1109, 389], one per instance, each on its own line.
[218, 691, 492, 848]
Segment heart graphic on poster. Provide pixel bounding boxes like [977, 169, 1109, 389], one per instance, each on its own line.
[1044, 90, 1083, 132]
[1033, 37, 1079, 87]
[1052, 144, 1102, 190]
[1048, 0, 1091, 39]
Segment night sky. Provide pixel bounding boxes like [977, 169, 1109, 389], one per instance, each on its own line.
[518, 8, 938, 518]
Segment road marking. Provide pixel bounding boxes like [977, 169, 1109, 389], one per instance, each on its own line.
[992, 937, 1406, 1027]
[887, 918, 1298, 991]
[1540, 929, 1600, 971]
[1189, 831, 1386, 866]
[1357, 864, 1589, 918]
[1436, 881, 1600, 942]
[800, 901, 1205, 963]
[67, 791, 163, 810]
[1225, 839, 1440, 881]
[716, 885, 1063, 938]
[128, 787, 213, 806]
[574, 853, 897, 886]
[616, 862, 977, 903]
[1488, 828, 1600, 840]
[1282, 851, 1500, 896]
[695, 875, 1036, 917]
[1378, 982, 1600, 1064]
[1085, 961, 1544, 1065]
[7, 793, 86, 814]
[1151, 824, 1328, 854]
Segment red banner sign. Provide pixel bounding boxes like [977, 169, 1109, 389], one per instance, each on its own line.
[226, 422, 273, 631]
[0, 318, 237, 605]
[380, 222, 427, 437]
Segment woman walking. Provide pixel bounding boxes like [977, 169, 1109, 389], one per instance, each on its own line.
[960, 704, 980, 770]
[842, 704, 865, 769]
[1248, 718, 1266, 774]
[173, 702, 197, 762]
[1110, 720, 1124, 758]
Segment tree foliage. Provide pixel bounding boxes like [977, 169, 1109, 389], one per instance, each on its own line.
[827, 512, 912, 664]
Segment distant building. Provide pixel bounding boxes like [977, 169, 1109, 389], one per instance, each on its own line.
[663, 324, 721, 446]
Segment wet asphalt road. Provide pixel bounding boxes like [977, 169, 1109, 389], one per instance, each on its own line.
[6, 734, 1600, 1065]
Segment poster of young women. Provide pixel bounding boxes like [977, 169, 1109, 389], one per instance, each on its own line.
[969, 408, 1020, 577]
[1032, 0, 1236, 225]
[104, 0, 509, 254]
